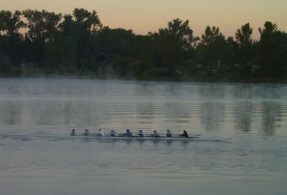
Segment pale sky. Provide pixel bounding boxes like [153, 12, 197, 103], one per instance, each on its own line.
[1, 0, 287, 38]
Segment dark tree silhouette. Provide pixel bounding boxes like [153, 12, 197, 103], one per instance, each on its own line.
[0, 9, 286, 81]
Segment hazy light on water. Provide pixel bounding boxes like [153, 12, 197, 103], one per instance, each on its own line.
[0, 78, 286, 136]
[0, 78, 287, 195]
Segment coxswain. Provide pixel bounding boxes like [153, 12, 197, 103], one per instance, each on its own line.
[98, 129, 104, 136]
[83, 129, 90, 136]
[180, 130, 189, 138]
[166, 129, 172, 137]
[70, 129, 76, 136]
[138, 130, 144, 137]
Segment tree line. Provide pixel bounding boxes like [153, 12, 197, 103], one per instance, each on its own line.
[0, 8, 287, 81]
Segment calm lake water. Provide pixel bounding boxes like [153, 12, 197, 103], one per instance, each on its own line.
[0, 78, 286, 195]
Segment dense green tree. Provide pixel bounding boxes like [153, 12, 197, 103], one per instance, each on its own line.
[235, 23, 256, 76]
[235, 23, 253, 49]
[159, 18, 198, 50]
[152, 32, 184, 77]
[95, 27, 138, 76]
[0, 10, 25, 36]
[131, 35, 157, 79]
[257, 21, 287, 77]
[197, 26, 226, 65]
[21, 10, 62, 65]
[195, 26, 243, 79]
[201, 26, 221, 44]
[97, 27, 135, 56]
[144, 18, 198, 78]
[73, 8, 102, 33]
[22, 10, 61, 42]
[259, 21, 278, 36]
[0, 10, 25, 67]
[0, 8, 287, 81]
[44, 9, 102, 72]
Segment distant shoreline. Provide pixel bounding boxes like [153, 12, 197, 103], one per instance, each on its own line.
[1, 72, 286, 84]
[1, 9, 286, 83]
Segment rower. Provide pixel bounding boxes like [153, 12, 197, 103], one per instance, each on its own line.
[152, 130, 160, 138]
[98, 129, 104, 137]
[180, 130, 189, 138]
[111, 129, 117, 137]
[138, 130, 144, 137]
[83, 129, 90, 136]
[125, 129, 133, 137]
[70, 129, 76, 136]
[166, 129, 172, 137]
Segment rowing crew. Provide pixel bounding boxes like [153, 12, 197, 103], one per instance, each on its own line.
[70, 129, 189, 138]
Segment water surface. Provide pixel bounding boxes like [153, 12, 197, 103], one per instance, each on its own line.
[0, 78, 286, 195]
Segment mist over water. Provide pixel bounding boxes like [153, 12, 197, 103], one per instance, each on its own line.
[0, 78, 286, 135]
[0, 78, 287, 195]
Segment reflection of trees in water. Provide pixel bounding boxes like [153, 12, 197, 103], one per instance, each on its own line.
[63, 102, 97, 127]
[0, 102, 22, 125]
[199, 84, 226, 99]
[136, 102, 154, 124]
[10, 100, 112, 129]
[134, 83, 162, 128]
[134, 82, 195, 129]
[34, 102, 66, 126]
[231, 84, 286, 134]
[199, 85, 226, 131]
[231, 85, 255, 99]
[262, 101, 281, 135]
[162, 84, 193, 129]
[165, 102, 191, 125]
[231, 85, 254, 133]
[234, 101, 252, 132]
[260, 86, 283, 135]
[200, 102, 225, 131]
[1, 80, 286, 136]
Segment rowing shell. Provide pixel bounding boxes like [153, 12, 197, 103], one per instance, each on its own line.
[71, 134, 200, 141]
